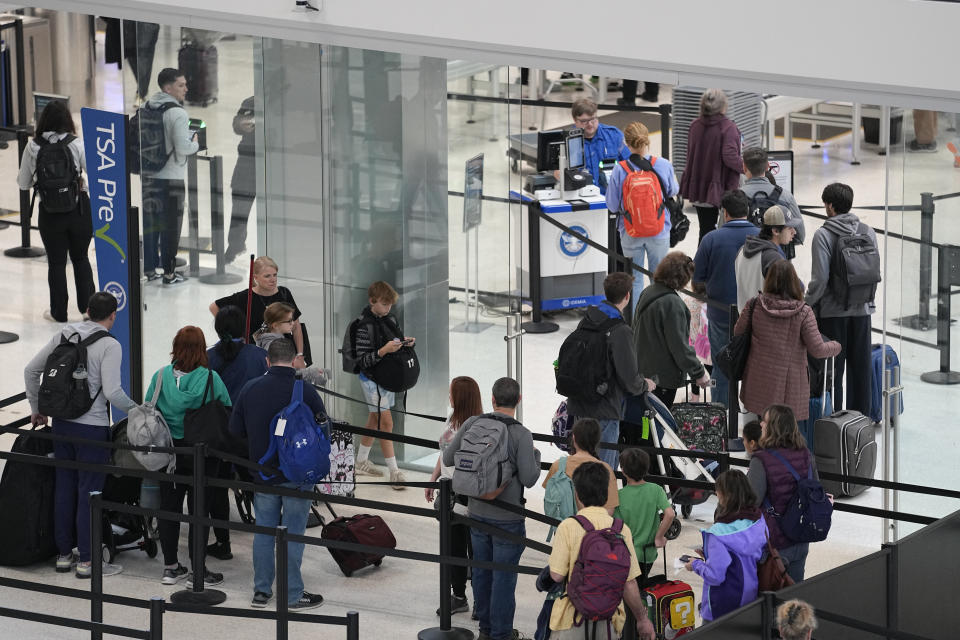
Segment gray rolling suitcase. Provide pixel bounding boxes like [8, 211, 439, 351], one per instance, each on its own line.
[813, 357, 877, 497]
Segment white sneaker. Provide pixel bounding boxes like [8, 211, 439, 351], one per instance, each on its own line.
[42, 309, 67, 323]
[355, 459, 384, 477]
[389, 469, 407, 491]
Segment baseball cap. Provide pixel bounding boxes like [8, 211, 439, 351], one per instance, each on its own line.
[763, 205, 786, 226]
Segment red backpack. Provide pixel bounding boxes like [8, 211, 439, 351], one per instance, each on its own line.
[566, 515, 632, 630]
[620, 156, 666, 238]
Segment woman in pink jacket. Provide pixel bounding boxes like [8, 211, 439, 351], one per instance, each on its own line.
[734, 260, 841, 419]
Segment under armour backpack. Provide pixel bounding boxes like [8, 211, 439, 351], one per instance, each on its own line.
[128, 101, 179, 175]
[33, 135, 82, 214]
[763, 450, 833, 543]
[567, 515, 632, 625]
[828, 222, 881, 310]
[451, 413, 518, 500]
[543, 457, 577, 541]
[259, 377, 332, 485]
[37, 330, 112, 419]
[620, 156, 665, 238]
[555, 314, 622, 403]
[747, 185, 783, 228]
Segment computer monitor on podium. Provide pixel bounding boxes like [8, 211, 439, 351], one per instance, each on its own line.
[566, 130, 584, 170]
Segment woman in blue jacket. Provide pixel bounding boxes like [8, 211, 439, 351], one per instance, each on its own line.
[684, 470, 767, 622]
[605, 121, 680, 306]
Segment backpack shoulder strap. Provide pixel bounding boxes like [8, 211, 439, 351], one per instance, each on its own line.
[611, 518, 624, 534]
[557, 456, 568, 475]
[767, 449, 801, 481]
[573, 514, 593, 532]
[59, 134, 77, 146]
[772, 185, 783, 200]
[618, 159, 633, 174]
[291, 377, 304, 404]
[79, 330, 112, 348]
[201, 369, 214, 404]
[148, 370, 164, 405]
[486, 412, 521, 429]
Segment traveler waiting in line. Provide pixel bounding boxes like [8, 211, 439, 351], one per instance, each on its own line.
[545, 462, 655, 640]
[679, 88, 743, 244]
[615, 448, 676, 576]
[349, 281, 416, 486]
[734, 206, 794, 312]
[777, 599, 819, 640]
[740, 147, 806, 245]
[228, 338, 326, 611]
[747, 404, 822, 583]
[204, 305, 269, 561]
[543, 418, 620, 516]
[443, 377, 541, 640]
[145, 326, 232, 588]
[605, 121, 680, 302]
[211, 255, 308, 360]
[735, 260, 840, 421]
[424, 375, 483, 617]
[632, 252, 711, 408]
[224, 95, 256, 263]
[742, 420, 762, 457]
[569, 97, 630, 195]
[17, 99, 94, 323]
[24, 292, 137, 578]
[805, 183, 879, 417]
[618, 79, 658, 106]
[692, 189, 758, 408]
[561, 272, 654, 471]
[683, 470, 767, 623]
[141, 67, 199, 285]
[254, 302, 328, 386]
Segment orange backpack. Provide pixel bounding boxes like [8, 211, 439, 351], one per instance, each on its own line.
[620, 157, 666, 238]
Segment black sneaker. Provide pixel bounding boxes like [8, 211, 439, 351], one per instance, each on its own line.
[616, 98, 636, 108]
[145, 271, 162, 282]
[162, 272, 188, 285]
[289, 591, 324, 611]
[206, 542, 233, 560]
[436, 594, 469, 616]
[640, 91, 660, 103]
[908, 139, 938, 153]
[161, 563, 189, 585]
[186, 568, 224, 588]
[251, 591, 273, 608]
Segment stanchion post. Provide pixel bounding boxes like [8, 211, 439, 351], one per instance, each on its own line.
[727, 304, 740, 441]
[760, 591, 775, 640]
[90, 491, 104, 640]
[346, 611, 360, 640]
[13, 18, 25, 125]
[199, 156, 241, 285]
[4, 130, 45, 258]
[918, 192, 934, 326]
[187, 154, 200, 277]
[148, 597, 164, 640]
[276, 526, 289, 640]
[659, 103, 671, 160]
[521, 202, 559, 333]
[921, 244, 960, 384]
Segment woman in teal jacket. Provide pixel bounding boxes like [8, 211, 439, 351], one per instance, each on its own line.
[146, 325, 231, 588]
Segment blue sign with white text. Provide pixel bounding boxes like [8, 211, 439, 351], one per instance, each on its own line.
[81, 107, 132, 418]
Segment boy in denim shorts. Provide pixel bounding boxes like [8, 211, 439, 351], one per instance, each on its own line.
[353, 281, 415, 489]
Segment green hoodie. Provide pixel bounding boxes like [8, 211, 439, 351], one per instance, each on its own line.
[144, 365, 232, 439]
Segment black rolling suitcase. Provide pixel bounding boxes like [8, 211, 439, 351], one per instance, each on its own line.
[178, 44, 219, 106]
[813, 357, 877, 497]
[0, 426, 58, 566]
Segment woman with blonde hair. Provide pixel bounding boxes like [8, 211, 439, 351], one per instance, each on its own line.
[777, 599, 818, 640]
[679, 88, 743, 244]
[605, 121, 680, 304]
[210, 256, 308, 366]
[254, 302, 328, 386]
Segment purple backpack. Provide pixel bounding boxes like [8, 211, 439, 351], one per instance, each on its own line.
[567, 515, 632, 627]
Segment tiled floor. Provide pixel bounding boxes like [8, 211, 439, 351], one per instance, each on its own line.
[0, 27, 958, 639]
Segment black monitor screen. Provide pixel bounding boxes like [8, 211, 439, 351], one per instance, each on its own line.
[536, 129, 565, 172]
[566, 132, 584, 169]
[33, 92, 70, 124]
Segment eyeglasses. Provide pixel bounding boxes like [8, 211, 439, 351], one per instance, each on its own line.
[575, 116, 598, 126]
[279, 318, 295, 325]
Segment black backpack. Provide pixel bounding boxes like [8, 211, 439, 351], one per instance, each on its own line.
[0, 426, 57, 566]
[341, 312, 420, 393]
[747, 185, 783, 228]
[33, 135, 81, 213]
[828, 222, 881, 310]
[555, 312, 623, 403]
[37, 330, 112, 419]
[128, 101, 179, 175]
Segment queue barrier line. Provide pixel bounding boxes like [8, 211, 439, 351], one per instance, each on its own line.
[0, 605, 150, 639]
[446, 91, 668, 114]
[0, 391, 25, 409]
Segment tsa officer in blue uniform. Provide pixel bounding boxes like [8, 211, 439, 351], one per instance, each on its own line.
[572, 97, 631, 195]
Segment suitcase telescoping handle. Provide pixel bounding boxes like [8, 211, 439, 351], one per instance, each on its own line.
[822, 356, 834, 416]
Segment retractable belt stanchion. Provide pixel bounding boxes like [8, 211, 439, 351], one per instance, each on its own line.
[90, 491, 105, 640]
[659, 103, 671, 160]
[521, 202, 559, 334]
[186, 154, 200, 277]
[148, 597, 164, 640]
[276, 526, 289, 640]
[896, 192, 935, 330]
[921, 244, 960, 385]
[199, 155, 241, 285]
[4, 130, 45, 258]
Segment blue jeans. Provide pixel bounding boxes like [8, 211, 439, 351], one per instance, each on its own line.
[779, 542, 810, 584]
[253, 483, 312, 603]
[621, 232, 670, 305]
[707, 314, 731, 408]
[52, 419, 110, 563]
[470, 516, 526, 640]
[596, 418, 621, 471]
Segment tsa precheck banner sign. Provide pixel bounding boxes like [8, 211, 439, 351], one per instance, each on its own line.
[81, 107, 132, 418]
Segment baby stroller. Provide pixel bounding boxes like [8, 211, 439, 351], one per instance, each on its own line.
[100, 473, 159, 563]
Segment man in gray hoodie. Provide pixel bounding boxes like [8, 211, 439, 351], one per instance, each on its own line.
[142, 67, 199, 285]
[734, 205, 792, 311]
[805, 183, 877, 416]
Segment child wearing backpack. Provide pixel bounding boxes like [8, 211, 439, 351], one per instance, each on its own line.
[347, 281, 417, 487]
[614, 448, 675, 575]
[542, 419, 619, 541]
[546, 462, 655, 640]
[682, 470, 767, 622]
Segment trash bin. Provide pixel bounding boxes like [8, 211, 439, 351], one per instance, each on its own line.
[862, 115, 902, 146]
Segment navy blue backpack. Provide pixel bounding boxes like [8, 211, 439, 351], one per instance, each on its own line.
[258, 378, 332, 485]
[763, 450, 833, 543]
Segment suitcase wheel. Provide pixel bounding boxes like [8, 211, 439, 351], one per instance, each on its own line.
[665, 518, 681, 541]
[102, 544, 115, 564]
[341, 567, 353, 577]
[374, 559, 382, 567]
[145, 538, 158, 559]
[681, 504, 693, 519]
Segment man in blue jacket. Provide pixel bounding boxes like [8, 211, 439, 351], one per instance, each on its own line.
[571, 98, 630, 195]
[229, 338, 326, 610]
[693, 190, 759, 407]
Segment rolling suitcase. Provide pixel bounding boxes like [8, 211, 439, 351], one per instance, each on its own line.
[643, 573, 696, 637]
[870, 344, 903, 424]
[0, 426, 58, 566]
[178, 43, 219, 106]
[320, 514, 396, 576]
[814, 359, 877, 497]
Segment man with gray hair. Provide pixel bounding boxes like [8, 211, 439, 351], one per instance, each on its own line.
[444, 377, 541, 640]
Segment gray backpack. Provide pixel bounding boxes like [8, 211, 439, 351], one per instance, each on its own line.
[452, 414, 519, 500]
[122, 372, 175, 473]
